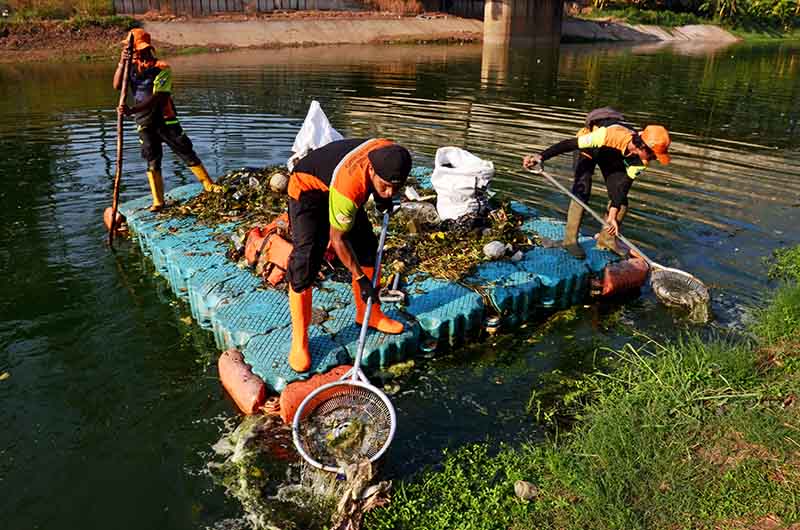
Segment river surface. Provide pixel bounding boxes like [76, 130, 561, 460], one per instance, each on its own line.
[1, 40, 799, 529]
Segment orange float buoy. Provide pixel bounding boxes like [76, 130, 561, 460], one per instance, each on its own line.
[279, 365, 351, 425]
[218, 349, 267, 415]
[601, 257, 649, 297]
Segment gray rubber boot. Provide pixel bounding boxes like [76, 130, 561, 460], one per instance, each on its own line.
[563, 200, 586, 260]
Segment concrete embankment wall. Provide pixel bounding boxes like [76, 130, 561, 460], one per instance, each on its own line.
[562, 18, 739, 42]
[143, 16, 737, 48]
[144, 17, 484, 47]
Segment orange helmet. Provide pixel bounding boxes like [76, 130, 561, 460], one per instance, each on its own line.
[127, 28, 154, 52]
[641, 125, 671, 165]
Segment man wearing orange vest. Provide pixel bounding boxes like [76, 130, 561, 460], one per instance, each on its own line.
[113, 29, 219, 212]
[286, 138, 412, 373]
[523, 107, 671, 258]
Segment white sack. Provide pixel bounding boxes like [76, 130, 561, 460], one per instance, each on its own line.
[287, 100, 343, 171]
[430, 147, 494, 220]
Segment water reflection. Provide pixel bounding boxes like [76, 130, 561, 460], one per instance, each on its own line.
[1, 40, 800, 529]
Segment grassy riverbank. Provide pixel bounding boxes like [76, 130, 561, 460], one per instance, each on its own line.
[365, 248, 800, 530]
[583, 5, 800, 40]
[0, 15, 136, 62]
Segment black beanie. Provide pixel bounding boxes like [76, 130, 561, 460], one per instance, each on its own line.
[367, 144, 412, 184]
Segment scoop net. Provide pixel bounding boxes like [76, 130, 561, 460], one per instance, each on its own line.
[293, 380, 396, 473]
[650, 267, 711, 323]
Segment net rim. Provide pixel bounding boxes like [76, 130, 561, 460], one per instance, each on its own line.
[651, 266, 710, 304]
[291, 379, 397, 473]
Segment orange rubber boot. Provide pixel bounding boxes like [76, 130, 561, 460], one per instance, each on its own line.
[288, 286, 312, 373]
[353, 266, 404, 335]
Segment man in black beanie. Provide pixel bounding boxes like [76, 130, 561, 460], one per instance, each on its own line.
[284, 139, 412, 373]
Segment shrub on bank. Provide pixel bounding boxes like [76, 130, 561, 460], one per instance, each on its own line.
[0, 12, 135, 33]
[586, 7, 707, 27]
[589, 1, 800, 31]
[5, 0, 114, 20]
[365, 246, 800, 530]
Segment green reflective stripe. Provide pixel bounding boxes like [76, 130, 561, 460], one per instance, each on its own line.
[626, 163, 646, 179]
[164, 119, 179, 125]
[153, 68, 172, 94]
[329, 187, 357, 232]
[578, 127, 607, 149]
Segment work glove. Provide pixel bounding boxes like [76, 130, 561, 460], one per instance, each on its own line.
[356, 273, 380, 304]
[522, 154, 544, 172]
[374, 196, 395, 215]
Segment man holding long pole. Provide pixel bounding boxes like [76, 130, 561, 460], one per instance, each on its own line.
[113, 29, 219, 214]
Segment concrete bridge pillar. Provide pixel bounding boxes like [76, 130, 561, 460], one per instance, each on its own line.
[483, 0, 564, 46]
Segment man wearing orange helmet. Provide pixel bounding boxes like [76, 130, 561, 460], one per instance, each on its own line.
[523, 107, 671, 258]
[113, 29, 219, 212]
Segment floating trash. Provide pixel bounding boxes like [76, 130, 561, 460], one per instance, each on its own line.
[485, 315, 501, 335]
[171, 166, 288, 226]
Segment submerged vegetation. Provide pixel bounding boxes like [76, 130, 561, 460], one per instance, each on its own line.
[364, 246, 800, 529]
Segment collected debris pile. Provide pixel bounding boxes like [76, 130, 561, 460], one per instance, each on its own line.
[382, 198, 540, 281]
[167, 165, 538, 287]
[171, 166, 290, 226]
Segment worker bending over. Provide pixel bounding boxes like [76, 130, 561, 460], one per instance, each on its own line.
[523, 107, 671, 258]
[113, 29, 219, 213]
[287, 138, 412, 373]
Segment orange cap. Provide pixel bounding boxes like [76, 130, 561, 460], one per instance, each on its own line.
[127, 28, 154, 52]
[641, 125, 671, 165]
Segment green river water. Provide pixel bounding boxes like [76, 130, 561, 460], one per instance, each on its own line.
[1, 40, 799, 529]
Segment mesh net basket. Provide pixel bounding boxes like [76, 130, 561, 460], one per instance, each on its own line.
[294, 381, 395, 471]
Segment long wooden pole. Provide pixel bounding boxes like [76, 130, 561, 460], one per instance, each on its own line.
[109, 34, 134, 248]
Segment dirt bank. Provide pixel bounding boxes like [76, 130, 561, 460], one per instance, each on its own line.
[0, 20, 131, 63]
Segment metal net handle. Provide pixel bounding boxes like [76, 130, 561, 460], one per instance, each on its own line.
[346, 211, 391, 383]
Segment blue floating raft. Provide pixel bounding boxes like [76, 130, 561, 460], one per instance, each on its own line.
[118, 170, 620, 392]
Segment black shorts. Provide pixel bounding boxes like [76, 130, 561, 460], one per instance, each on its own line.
[572, 147, 632, 208]
[287, 190, 378, 292]
[138, 123, 201, 169]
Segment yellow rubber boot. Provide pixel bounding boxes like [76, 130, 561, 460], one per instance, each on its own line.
[147, 169, 165, 212]
[288, 286, 312, 373]
[189, 164, 221, 193]
[353, 266, 404, 335]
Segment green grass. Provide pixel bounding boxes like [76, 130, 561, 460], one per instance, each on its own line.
[65, 14, 135, 29]
[0, 14, 135, 35]
[0, 13, 135, 28]
[768, 245, 800, 283]
[365, 247, 800, 530]
[581, 5, 800, 37]
[581, 7, 709, 27]
[4, 0, 115, 20]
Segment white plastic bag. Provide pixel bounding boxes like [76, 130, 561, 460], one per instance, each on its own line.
[287, 100, 343, 171]
[430, 147, 494, 220]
